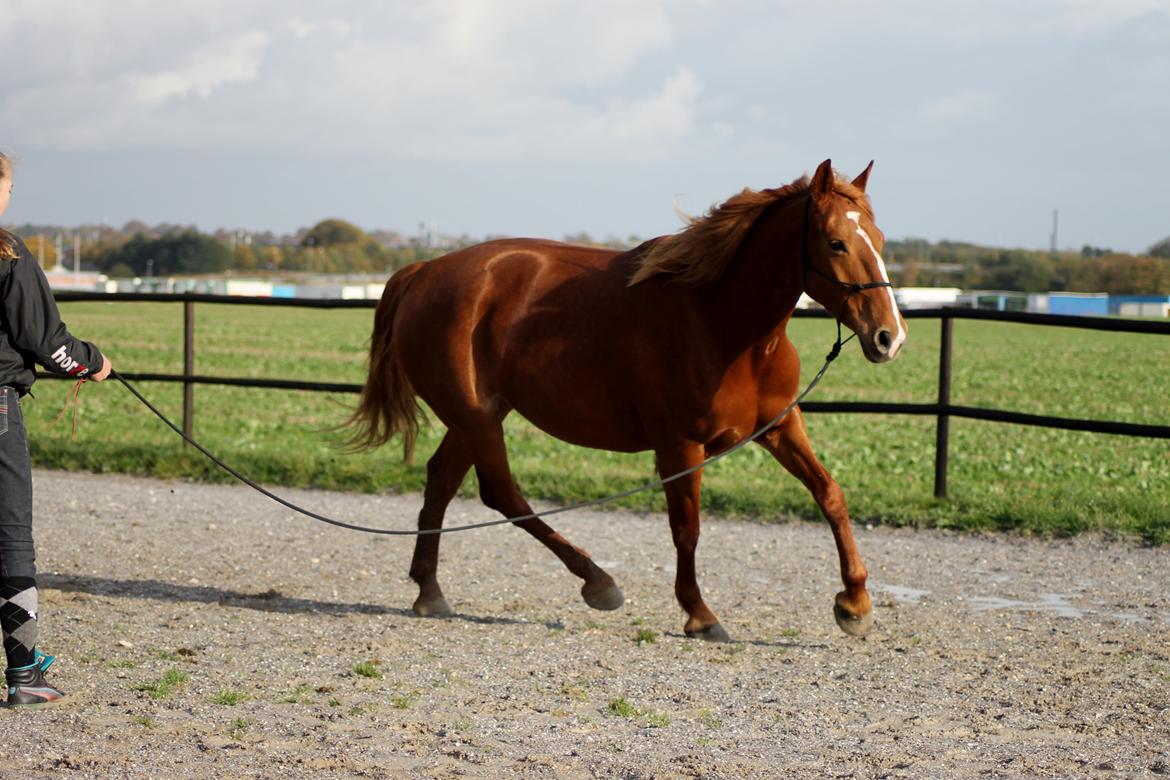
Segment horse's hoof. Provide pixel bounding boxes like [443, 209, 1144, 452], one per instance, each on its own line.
[685, 622, 732, 643]
[582, 582, 625, 611]
[412, 596, 454, 618]
[833, 603, 873, 637]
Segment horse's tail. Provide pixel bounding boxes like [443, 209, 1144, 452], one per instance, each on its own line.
[346, 262, 427, 461]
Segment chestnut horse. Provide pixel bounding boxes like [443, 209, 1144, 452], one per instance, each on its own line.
[350, 160, 906, 640]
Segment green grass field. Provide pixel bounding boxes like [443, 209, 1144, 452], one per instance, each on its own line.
[23, 300, 1170, 543]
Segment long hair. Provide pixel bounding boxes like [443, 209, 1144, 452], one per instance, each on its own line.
[0, 231, 17, 261]
[628, 173, 871, 286]
[0, 151, 17, 261]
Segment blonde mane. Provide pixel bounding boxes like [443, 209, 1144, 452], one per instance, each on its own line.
[629, 173, 871, 286]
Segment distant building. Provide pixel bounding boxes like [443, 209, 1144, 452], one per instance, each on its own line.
[954, 291, 1046, 312]
[101, 275, 395, 299]
[223, 280, 274, 297]
[895, 287, 962, 309]
[1047, 292, 1109, 316]
[43, 265, 105, 291]
[1110, 295, 1170, 318]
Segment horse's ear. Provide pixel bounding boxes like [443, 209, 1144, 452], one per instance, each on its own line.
[811, 159, 835, 198]
[852, 160, 874, 192]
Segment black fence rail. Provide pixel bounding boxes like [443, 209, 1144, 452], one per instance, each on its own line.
[805, 308, 1170, 497]
[50, 292, 1170, 498]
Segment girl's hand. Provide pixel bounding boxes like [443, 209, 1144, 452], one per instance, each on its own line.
[91, 355, 113, 382]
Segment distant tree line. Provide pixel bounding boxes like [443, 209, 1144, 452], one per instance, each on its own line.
[77, 219, 447, 278]
[887, 238, 1170, 295]
[63, 220, 637, 279]
[6, 216, 1170, 294]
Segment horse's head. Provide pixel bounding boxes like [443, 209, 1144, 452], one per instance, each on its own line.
[803, 159, 907, 363]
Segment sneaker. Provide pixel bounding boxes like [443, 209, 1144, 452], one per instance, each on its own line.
[5, 650, 66, 707]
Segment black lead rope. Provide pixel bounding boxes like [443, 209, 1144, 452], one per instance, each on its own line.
[112, 346, 842, 537]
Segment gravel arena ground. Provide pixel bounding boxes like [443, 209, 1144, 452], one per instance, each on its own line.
[1, 469, 1167, 779]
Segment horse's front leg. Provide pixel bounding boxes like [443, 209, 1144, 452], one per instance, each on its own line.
[757, 408, 873, 637]
[658, 444, 731, 642]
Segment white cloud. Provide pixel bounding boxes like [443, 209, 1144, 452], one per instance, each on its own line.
[0, 1, 693, 161]
[611, 68, 700, 144]
[440, 0, 673, 87]
[332, 66, 702, 163]
[131, 32, 269, 103]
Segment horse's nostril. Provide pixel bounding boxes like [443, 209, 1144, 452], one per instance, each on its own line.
[875, 329, 892, 353]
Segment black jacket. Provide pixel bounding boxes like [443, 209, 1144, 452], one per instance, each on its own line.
[0, 234, 104, 395]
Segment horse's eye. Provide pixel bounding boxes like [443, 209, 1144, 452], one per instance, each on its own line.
[828, 239, 847, 253]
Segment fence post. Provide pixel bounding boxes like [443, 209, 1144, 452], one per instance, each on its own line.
[183, 300, 195, 442]
[933, 314, 953, 498]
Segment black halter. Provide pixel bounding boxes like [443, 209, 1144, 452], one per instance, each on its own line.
[800, 194, 895, 361]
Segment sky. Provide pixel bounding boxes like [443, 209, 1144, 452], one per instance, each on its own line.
[1, 0, 1169, 253]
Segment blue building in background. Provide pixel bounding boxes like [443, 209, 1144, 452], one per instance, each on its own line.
[1047, 293, 1110, 316]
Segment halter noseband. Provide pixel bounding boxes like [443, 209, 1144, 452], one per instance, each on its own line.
[800, 194, 894, 361]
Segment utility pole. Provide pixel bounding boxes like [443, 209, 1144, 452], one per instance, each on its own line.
[1050, 209, 1059, 253]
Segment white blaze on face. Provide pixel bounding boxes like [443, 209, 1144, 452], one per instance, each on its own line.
[845, 210, 905, 351]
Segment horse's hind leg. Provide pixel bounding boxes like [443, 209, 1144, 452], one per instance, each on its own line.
[756, 408, 873, 637]
[466, 420, 624, 611]
[409, 432, 473, 617]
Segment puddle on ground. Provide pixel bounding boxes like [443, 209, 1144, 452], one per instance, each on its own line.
[967, 594, 1153, 623]
[875, 587, 1158, 624]
[968, 592, 1086, 619]
[1107, 612, 1145, 623]
[873, 584, 930, 605]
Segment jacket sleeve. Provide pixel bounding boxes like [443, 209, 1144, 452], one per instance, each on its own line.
[1, 239, 104, 378]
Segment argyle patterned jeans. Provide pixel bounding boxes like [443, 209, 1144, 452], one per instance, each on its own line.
[0, 386, 39, 669]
